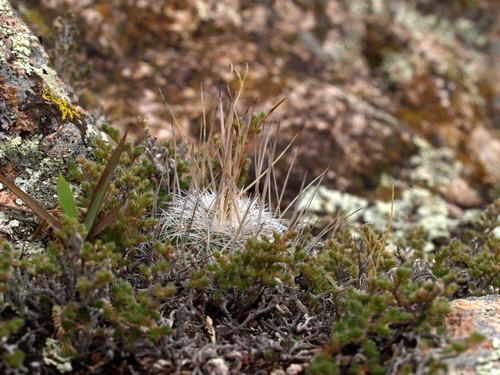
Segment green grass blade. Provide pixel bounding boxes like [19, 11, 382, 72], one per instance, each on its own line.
[0, 174, 62, 230]
[83, 131, 127, 232]
[86, 205, 121, 240]
[56, 173, 78, 219]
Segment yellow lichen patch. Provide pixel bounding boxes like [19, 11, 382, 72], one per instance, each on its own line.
[42, 88, 81, 121]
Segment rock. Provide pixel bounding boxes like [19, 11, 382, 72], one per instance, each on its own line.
[273, 79, 416, 195]
[438, 177, 483, 209]
[445, 295, 500, 374]
[286, 363, 304, 375]
[298, 184, 474, 252]
[468, 127, 500, 185]
[204, 358, 229, 375]
[0, 0, 98, 247]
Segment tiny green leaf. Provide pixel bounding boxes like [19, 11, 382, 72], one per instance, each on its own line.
[57, 173, 78, 219]
[2, 349, 25, 368]
[83, 131, 127, 233]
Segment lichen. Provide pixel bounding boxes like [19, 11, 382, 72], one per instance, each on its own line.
[475, 338, 500, 375]
[381, 51, 414, 83]
[0, 0, 13, 16]
[409, 136, 462, 188]
[0, 212, 20, 237]
[41, 87, 80, 121]
[0, 66, 35, 101]
[0, 210, 42, 255]
[298, 186, 367, 222]
[0, 0, 102, 250]
[0, 23, 36, 74]
[43, 338, 73, 374]
[299, 185, 467, 251]
[1, 121, 496, 373]
[0, 101, 16, 138]
[0, 132, 73, 243]
[0, 0, 72, 101]
[364, 187, 458, 251]
[389, 1, 488, 48]
[0, 134, 41, 168]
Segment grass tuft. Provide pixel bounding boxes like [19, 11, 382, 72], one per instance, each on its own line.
[158, 69, 294, 259]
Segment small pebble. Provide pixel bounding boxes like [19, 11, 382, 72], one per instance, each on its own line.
[287, 363, 303, 375]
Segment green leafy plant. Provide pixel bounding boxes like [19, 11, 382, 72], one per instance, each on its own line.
[0, 126, 177, 373]
[306, 266, 483, 375]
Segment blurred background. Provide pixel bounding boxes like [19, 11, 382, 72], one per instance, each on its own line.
[10, 0, 499, 243]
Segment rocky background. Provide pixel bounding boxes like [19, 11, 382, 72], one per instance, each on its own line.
[6, 0, 500, 245]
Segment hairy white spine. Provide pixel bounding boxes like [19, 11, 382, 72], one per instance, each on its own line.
[159, 190, 286, 254]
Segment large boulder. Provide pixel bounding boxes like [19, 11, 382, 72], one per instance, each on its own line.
[0, 0, 98, 249]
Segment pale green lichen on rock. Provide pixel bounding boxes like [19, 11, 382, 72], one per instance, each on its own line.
[364, 187, 458, 250]
[381, 51, 414, 83]
[298, 186, 367, 222]
[387, 0, 487, 48]
[43, 338, 73, 374]
[409, 136, 462, 188]
[298, 178, 482, 252]
[0, 23, 34, 72]
[0, 210, 42, 254]
[0, 212, 20, 238]
[0, 0, 71, 100]
[474, 338, 500, 375]
[0, 134, 40, 167]
[0, 0, 13, 16]
[0, 132, 70, 202]
[0, 125, 81, 248]
[297, 130, 484, 251]
[0, 133, 64, 254]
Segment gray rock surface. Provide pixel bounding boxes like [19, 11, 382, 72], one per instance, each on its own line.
[0, 0, 98, 248]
